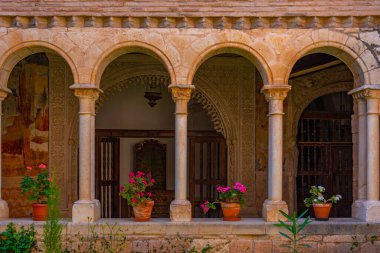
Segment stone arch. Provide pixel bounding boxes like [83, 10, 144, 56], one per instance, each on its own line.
[90, 42, 177, 88]
[284, 40, 374, 87]
[0, 41, 79, 87]
[186, 42, 273, 86]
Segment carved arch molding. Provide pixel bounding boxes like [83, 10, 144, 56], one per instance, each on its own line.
[96, 74, 227, 138]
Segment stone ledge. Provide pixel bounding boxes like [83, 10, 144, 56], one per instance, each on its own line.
[0, 218, 379, 236]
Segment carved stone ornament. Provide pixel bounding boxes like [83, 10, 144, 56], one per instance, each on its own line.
[348, 84, 380, 100]
[70, 84, 103, 100]
[261, 85, 291, 101]
[169, 85, 194, 101]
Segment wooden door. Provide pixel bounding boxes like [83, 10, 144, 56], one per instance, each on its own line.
[189, 136, 227, 218]
[296, 112, 353, 217]
[95, 136, 121, 218]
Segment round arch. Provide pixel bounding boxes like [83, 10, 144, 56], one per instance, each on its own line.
[186, 43, 273, 86]
[90, 41, 176, 88]
[285, 42, 372, 87]
[0, 41, 79, 87]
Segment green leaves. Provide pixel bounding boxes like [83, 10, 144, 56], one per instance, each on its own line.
[274, 210, 312, 253]
[20, 168, 51, 204]
[0, 222, 36, 252]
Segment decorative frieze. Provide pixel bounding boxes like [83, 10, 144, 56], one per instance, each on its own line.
[0, 15, 378, 30]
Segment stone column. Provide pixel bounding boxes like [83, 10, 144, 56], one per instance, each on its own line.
[349, 85, 380, 222]
[169, 85, 194, 222]
[351, 94, 367, 218]
[0, 87, 10, 219]
[70, 84, 101, 223]
[261, 85, 291, 222]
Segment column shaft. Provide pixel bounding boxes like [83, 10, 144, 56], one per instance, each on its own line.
[175, 99, 188, 201]
[91, 115, 95, 200]
[357, 99, 367, 200]
[366, 97, 379, 201]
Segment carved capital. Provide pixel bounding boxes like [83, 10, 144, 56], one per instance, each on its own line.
[261, 85, 291, 101]
[70, 84, 103, 100]
[169, 85, 194, 101]
[348, 84, 380, 100]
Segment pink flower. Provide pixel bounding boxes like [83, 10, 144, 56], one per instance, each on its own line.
[26, 166, 33, 171]
[147, 192, 152, 197]
[143, 180, 148, 186]
[131, 198, 137, 203]
[48, 177, 52, 182]
[139, 192, 145, 197]
[129, 179, 136, 184]
[217, 186, 230, 193]
[136, 171, 145, 178]
[201, 201, 210, 213]
[38, 164, 47, 169]
[119, 185, 125, 191]
[151, 179, 155, 184]
[233, 182, 247, 193]
[128, 172, 135, 179]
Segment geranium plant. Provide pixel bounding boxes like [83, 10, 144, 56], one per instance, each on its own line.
[119, 171, 155, 206]
[304, 185, 342, 207]
[20, 164, 51, 204]
[201, 182, 247, 213]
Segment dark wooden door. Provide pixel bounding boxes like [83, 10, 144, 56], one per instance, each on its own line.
[189, 136, 227, 218]
[296, 112, 353, 217]
[95, 136, 121, 218]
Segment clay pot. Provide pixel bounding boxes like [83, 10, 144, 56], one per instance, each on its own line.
[32, 203, 48, 221]
[313, 203, 332, 221]
[133, 200, 154, 222]
[220, 202, 241, 221]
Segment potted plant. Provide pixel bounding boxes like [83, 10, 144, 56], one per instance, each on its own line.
[20, 164, 51, 221]
[120, 171, 155, 222]
[201, 182, 247, 221]
[304, 185, 342, 221]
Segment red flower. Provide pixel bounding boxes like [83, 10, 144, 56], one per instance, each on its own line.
[128, 172, 135, 179]
[129, 179, 136, 184]
[26, 166, 33, 171]
[151, 179, 155, 183]
[131, 198, 137, 203]
[140, 192, 145, 197]
[120, 185, 125, 192]
[147, 192, 152, 197]
[48, 177, 52, 182]
[38, 164, 47, 169]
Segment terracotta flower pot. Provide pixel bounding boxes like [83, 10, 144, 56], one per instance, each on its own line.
[313, 203, 332, 221]
[32, 203, 48, 221]
[133, 200, 154, 222]
[220, 202, 241, 221]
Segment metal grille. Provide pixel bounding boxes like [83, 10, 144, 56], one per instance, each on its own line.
[297, 112, 353, 217]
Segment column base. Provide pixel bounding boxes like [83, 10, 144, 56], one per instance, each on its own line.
[262, 199, 288, 222]
[72, 199, 100, 223]
[352, 200, 380, 222]
[170, 200, 192, 222]
[0, 199, 9, 219]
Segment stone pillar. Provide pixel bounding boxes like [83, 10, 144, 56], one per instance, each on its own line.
[349, 85, 380, 222]
[70, 84, 101, 223]
[0, 87, 10, 219]
[351, 95, 367, 218]
[169, 85, 194, 222]
[261, 85, 291, 222]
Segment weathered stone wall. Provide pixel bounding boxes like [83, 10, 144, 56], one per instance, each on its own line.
[2, 220, 379, 253]
[0, 0, 379, 17]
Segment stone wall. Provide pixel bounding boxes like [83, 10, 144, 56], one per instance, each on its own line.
[2, 219, 379, 253]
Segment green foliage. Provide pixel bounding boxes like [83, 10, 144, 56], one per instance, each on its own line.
[20, 164, 51, 204]
[119, 171, 154, 206]
[0, 222, 36, 253]
[274, 209, 312, 253]
[43, 175, 63, 253]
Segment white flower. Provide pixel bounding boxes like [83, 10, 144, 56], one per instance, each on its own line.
[336, 194, 342, 200]
[318, 186, 325, 192]
[317, 196, 325, 201]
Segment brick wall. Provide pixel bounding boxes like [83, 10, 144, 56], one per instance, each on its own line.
[0, 0, 379, 17]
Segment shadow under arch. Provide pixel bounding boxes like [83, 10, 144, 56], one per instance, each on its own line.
[90, 41, 177, 88]
[285, 42, 372, 87]
[186, 43, 273, 86]
[0, 41, 79, 87]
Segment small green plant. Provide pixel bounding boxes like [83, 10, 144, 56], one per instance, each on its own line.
[43, 175, 63, 253]
[119, 171, 155, 206]
[370, 235, 377, 245]
[0, 222, 36, 252]
[350, 236, 360, 251]
[304, 186, 342, 207]
[274, 209, 312, 253]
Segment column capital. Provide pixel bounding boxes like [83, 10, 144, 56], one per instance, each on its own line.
[0, 87, 11, 101]
[168, 84, 195, 101]
[70, 84, 103, 100]
[348, 84, 380, 100]
[261, 85, 291, 101]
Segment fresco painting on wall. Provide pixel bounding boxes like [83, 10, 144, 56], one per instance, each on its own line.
[1, 54, 49, 217]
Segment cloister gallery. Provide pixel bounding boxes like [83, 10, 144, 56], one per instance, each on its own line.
[0, 1, 379, 251]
